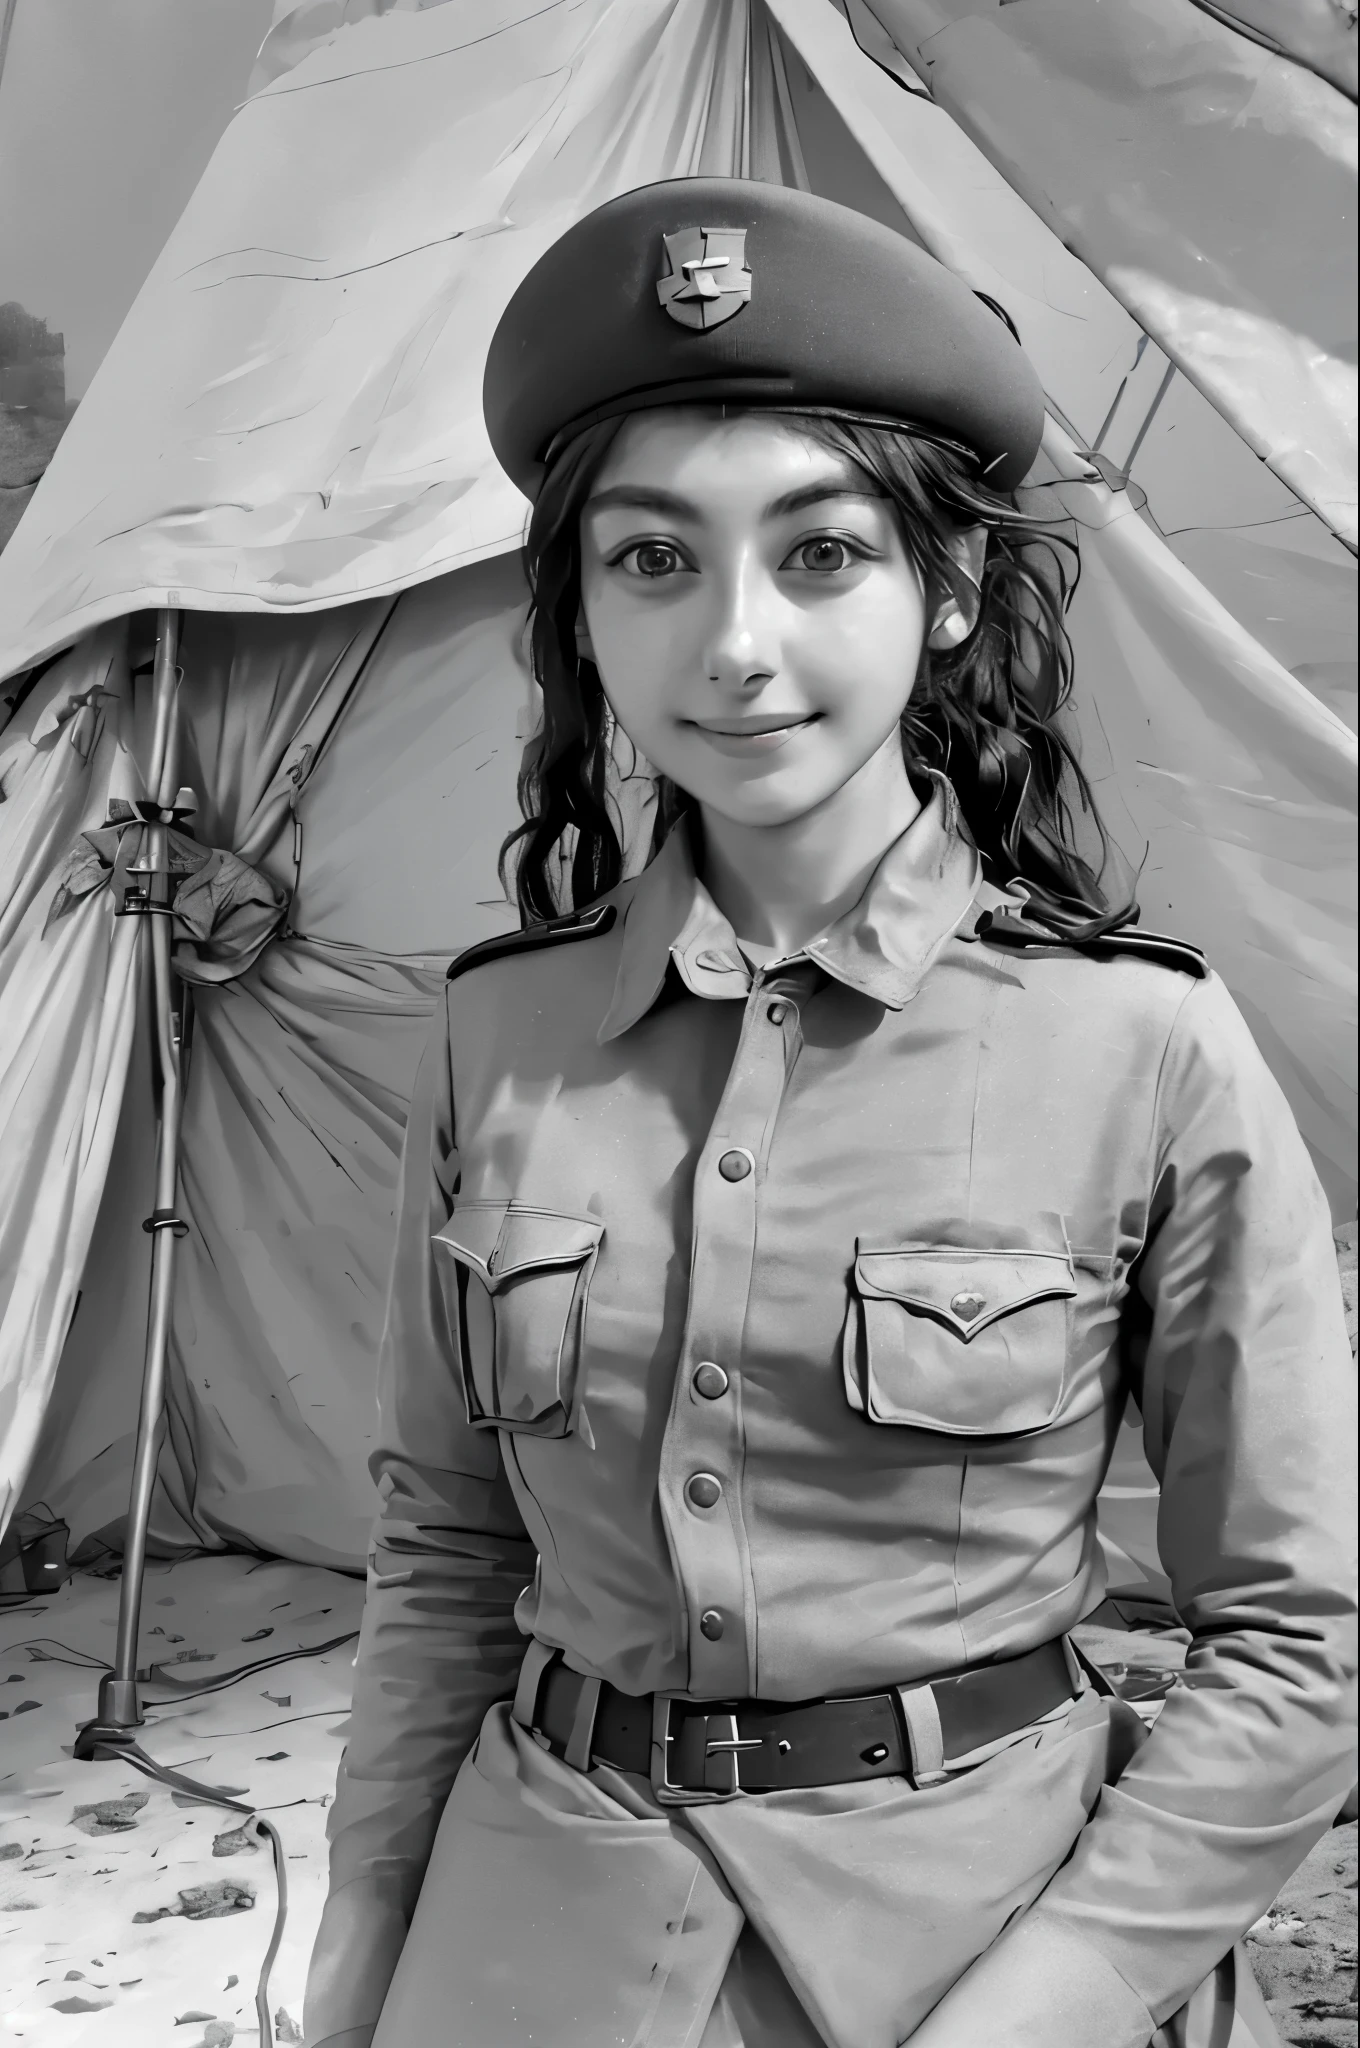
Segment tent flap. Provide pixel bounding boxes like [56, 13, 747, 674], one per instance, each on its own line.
[0, 632, 144, 1530]
[862, 0, 1357, 546]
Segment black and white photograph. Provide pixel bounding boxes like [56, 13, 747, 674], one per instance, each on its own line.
[0, 5, 1355, 2046]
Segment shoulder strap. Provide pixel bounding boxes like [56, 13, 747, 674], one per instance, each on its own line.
[975, 910, 1208, 980]
[446, 901, 618, 985]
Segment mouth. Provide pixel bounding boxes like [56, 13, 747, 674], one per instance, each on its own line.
[686, 712, 822, 756]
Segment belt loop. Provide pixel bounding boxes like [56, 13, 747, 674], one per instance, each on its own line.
[512, 1639, 558, 1731]
[564, 1673, 603, 1771]
[897, 1682, 948, 1785]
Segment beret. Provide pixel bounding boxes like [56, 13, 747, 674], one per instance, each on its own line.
[483, 178, 1046, 499]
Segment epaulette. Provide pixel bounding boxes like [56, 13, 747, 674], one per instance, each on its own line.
[446, 901, 618, 984]
[975, 910, 1208, 980]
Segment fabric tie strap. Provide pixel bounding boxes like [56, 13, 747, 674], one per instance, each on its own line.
[44, 798, 289, 985]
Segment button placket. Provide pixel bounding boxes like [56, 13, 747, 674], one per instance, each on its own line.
[657, 971, 798, 1699]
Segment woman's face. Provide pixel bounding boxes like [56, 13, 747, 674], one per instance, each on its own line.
[577, 408, 971, 830]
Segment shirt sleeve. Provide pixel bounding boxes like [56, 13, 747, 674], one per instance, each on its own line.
[918, 970, 1358, 2047]
[304, 986, 536, 2048]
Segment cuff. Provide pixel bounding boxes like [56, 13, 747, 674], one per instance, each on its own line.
[908, 1906, 1155, 2048]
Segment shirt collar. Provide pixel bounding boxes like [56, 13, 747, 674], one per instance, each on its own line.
[598, 775, 987, 1043]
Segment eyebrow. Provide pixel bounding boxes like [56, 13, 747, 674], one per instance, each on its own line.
[583, 478, 886, 521]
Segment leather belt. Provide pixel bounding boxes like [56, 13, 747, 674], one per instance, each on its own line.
[515, 1637, 1079, 1803]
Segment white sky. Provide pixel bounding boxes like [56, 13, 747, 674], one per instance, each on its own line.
[0, 0, 277, 396]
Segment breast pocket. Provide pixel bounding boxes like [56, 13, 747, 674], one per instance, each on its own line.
[432, 1200, 604, 1438]
[842, 1246, 1077, 1436]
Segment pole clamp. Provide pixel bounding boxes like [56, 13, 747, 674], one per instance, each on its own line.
[142, 1210, 189, 1238]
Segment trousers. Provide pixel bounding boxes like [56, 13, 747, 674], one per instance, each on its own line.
[371, 1693, 1280, 2048]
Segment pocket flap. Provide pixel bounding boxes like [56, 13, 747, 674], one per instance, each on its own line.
[853, 1247, 1076, 1341]
[433, 1201, 603, 1290]
[494, 1206, 603, 1282]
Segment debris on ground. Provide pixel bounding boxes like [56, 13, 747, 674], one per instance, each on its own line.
[133, 1878, 255, 1924]
[211, 1827, 259, 1858]
[1248, 1819, 1357, 2048]
[1336, 1223, 1357, 1354]
[72, 1790, 149, 1835]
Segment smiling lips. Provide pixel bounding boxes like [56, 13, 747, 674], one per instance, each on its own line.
[688, 712, 820, 756]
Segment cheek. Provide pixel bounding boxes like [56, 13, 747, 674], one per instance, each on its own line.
[799, 589, 925, 725]
[584, 607, 678, 746]
[584, 584, 698, 719]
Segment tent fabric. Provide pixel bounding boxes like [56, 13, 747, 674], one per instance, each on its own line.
[775, 8, 1359, 747]
[766, 0, 1358, 1203]
[0, 0, 789, 1545]
[2, 0, 1352, 666]
[861, 0, 1358, 548]
[1181, 0, 1357, 102]
[1022, 422, 1357, 1214]
[0, 0, 1354, 1561]
[18, 567, 534, 1559]
[46, 811, 290, 985]
[0, 634, 143, 1532]
[770, 1, 1352, 573]
[1, 595, 402, 1537]
[21, 551, 664, 1561]
[0, 0, 766, 679]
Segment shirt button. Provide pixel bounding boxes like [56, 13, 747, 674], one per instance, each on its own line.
[718, 1149, 753, 1182]
[951, 1290, 986, 1319]
[685, 1473, 722, 1510]
[699, 1609, 724, 1640]
[766, 1001, 788, 1025]
[693, 1362, 730, 1400]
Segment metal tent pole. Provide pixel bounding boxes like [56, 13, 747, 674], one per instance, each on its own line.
[77, 607, 192, 1754]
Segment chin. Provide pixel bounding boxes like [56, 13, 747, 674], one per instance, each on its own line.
[698, 780, 831, 830]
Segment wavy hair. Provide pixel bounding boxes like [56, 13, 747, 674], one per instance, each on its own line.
[501, 404, 1132, 934]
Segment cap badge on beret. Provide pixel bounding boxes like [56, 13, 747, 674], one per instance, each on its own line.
[656, 227, 752, 331]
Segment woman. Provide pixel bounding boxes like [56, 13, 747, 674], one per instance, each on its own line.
[304, 180, 1356, 2048]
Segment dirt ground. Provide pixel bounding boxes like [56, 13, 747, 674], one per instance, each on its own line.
[1248, 1822, 1357, 2047]
[1, 1554, 364, 2046]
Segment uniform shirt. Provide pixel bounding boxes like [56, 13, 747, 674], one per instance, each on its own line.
[313, 779, 1356, 2042]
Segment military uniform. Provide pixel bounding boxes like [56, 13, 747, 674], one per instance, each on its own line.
[305, 182, 1357, 2048]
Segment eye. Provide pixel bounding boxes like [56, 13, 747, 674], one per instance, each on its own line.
[618, 541, 685, 579]
[785, 536, 860, 574]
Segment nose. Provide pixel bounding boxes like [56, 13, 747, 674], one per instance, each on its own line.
[704, 545, 780, 693]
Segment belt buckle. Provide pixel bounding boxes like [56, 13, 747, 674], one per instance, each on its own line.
[649, 1697, 762, 1805]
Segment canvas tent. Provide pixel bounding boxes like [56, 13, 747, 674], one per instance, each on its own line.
[0, 0, 1354, 1587]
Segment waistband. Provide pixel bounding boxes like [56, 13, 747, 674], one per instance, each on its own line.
[511, 1636, 1083, 1805]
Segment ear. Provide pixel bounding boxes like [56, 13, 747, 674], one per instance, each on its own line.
[928, 526, 988, 649]
[574, 603, 596, 665]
